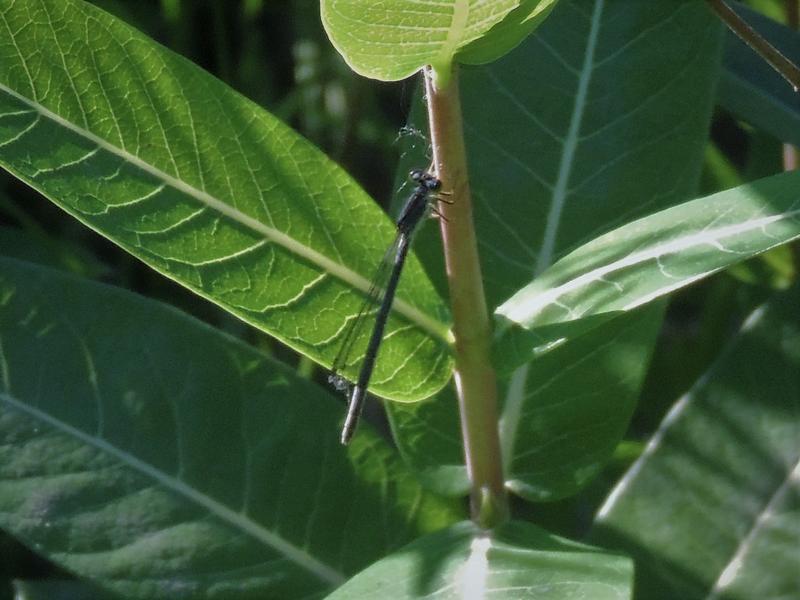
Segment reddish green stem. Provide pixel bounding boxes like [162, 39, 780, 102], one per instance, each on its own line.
[424, 66, 508, 528]
[707, 0, 800, 90]
[784, 0, 800, 171]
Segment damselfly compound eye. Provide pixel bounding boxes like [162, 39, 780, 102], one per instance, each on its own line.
[409, 169, 424, 182]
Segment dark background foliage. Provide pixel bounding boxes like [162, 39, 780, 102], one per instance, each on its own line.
[0, 0, 795, 595]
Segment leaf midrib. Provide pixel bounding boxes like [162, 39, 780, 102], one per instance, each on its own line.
[500, 0, 606, 482]
[535, 0, 605, 276]
[0, 82, 453, 345]
[0, 391, 347, 586]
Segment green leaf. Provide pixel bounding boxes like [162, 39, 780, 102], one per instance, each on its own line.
[743, 0, 787, 23]
[451, 0, 561, 67]
[0, 257, 462, 599]
[0, 0, 452, 403]
[0, 225, 107, 277]
[388, 383, 470, 497]
[13, 580, 114, 600]
[393, 303, 663, 502]
[718, 3, 800, 147]
[701, 143, 744, 195]
[497, 170, 800, 332]
[466, 0, 722, 310]
[499, 304, 663, 501]
[320, 0, 557, 84]
[326, 520, 633, 599]
[592, 284, 800, 599]
[389, 0, 723, 499]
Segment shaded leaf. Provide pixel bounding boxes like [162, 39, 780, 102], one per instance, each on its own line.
[0, 258, 462, 599]
[392, 304, 663, 502]
[592, 284, 800, 599]
[0, 0, 452, 403]
[0, 225, 107, 277]
[499, 304, 663, 502]
[387, 383, 469, 497]
[389, 0, 723, 499]
[13, 580, 116, 600]
[468, 0, 723, 308]
[326, 520, 632, 599]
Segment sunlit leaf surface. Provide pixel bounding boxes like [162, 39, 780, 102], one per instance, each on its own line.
[321, 0, 558, 82]
[0, 0, 452, 403]
[326, 520, 632, 599]
[498, 170, 800, 330]
[457, 0, 560, 66]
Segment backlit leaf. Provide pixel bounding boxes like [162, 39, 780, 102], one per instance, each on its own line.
[0, 0, 453, 403]
[320, 0, 559, 83]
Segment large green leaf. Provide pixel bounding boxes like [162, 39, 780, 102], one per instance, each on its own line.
[0, 257, 462, 599]
[0, 0, 452, 403]
[470, 0, 722, 308]
[592, 284, 800, 599]
[718, 3, 800, 147]
[497, 170, 800, 332]
[391, 304, 663, 501]
[326, 520, 632, 599]
[320, 0, 558, 83]
[498, 304, 663, 501]
[389, 0, 723, 500]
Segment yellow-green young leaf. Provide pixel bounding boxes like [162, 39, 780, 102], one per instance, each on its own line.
[325, 521, 633, 599]
[320, 0, 559, 83]
[0, 0, 453, 402]
[457, 0, 560, 65]
[0, 257, 463, 599]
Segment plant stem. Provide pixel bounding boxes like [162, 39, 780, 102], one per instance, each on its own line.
[424, 66, 508, 529]
[784, 0, 799, 171]
[788, 0, 800, 29]
[706, 0, 800, 90]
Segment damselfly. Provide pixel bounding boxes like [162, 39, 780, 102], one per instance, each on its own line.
[329, 168, 449, 444]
